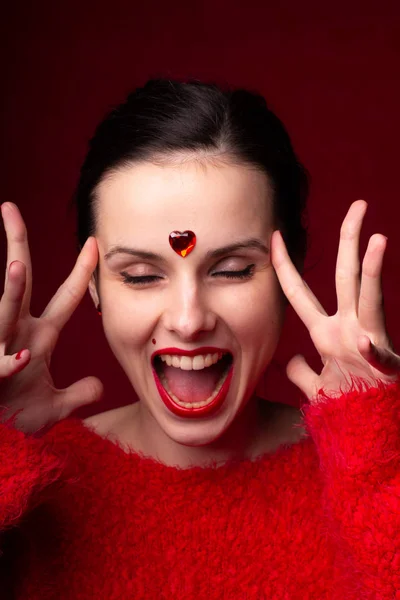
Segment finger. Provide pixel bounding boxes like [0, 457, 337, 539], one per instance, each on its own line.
[56, 376, 104, 418]
[358, 234, 388, 336]
[0, 261, 27, 342]
[271, 230, 327, 331]
[286, 354, 319, 399]
[0, 348, 31, 379]
[358, 335, 400, 376]
[1, 203, 33, 316]
[40, 237, 98, 331]
[335, 200, 367, 315]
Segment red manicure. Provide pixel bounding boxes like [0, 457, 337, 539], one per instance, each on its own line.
[16, 349, 26, 360]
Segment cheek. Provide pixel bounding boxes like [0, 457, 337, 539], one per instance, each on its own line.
[219, 276, 285, 348]
[100, 286, 161, 350]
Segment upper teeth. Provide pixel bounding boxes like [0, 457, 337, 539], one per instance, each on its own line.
[159, 352, 224, 371]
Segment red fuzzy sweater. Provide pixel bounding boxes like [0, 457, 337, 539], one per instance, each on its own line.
[1, 383, 400, 599]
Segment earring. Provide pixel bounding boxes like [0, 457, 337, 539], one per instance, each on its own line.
[97, 303, 102, 316]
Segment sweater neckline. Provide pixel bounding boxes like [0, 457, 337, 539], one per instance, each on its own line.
[49, 416, 309, 477]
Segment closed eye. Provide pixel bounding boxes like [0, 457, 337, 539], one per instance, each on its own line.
[121, 264, 255, 286]
[121, 273, 163, 285]
[211, 264, 255, 279]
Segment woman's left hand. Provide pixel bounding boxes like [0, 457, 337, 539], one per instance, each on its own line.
[272, 200, 400, 404]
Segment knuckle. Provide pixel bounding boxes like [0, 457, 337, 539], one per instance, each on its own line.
[336, 266, 359, 282]
[10, 224, 28, 244]
[358, 292, 383, 310]
[77, 259, 93, 280]
[340, 223, 356, 240]
[286, 282, 303, 300]
[362, 263, 380, 278]
[64, 282, 81, 301]
[7, 276, 26, 301]
[335, 268, 348, 282]
[0, 304, 19, 334]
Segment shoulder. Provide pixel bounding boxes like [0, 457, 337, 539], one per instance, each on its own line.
[83, 403, 139, 439]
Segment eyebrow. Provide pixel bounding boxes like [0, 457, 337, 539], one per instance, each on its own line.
[104, 239, 269, 262]
[206, 239, 269, 259]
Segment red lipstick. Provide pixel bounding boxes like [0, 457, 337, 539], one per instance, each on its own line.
[152, 346, 231, 358]
[151, 347, 233, 418]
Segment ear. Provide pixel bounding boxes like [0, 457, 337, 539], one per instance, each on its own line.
[88, 276, 100, 308]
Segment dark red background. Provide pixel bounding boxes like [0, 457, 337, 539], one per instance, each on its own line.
[1, 1, 399, 416]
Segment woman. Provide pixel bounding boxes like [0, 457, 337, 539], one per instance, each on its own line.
[1, 79, 399, 598]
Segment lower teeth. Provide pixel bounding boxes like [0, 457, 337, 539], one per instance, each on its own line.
[159, 367, 229, 409]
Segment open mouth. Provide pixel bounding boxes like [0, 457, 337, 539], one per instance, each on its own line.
[152, 349, 233, 418]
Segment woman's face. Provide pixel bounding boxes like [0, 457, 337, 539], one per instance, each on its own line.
[90, 158, 286, 446]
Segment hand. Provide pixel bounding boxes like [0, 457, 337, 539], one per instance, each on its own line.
[271, 200, 400, 403]
[0, 202, 103, 433]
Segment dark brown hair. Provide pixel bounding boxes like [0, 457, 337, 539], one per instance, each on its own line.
[73, 78, 309, 270]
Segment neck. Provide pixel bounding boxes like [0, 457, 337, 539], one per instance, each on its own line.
[131, 396, 282, 468]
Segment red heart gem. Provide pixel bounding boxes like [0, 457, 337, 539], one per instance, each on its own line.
[169, 230, 196, 257]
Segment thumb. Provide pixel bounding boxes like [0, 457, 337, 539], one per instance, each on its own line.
[286, 354, 318, 399]
[56, 376, 104, 419]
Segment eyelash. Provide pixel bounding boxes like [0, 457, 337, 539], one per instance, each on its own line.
[211, 264, 255, 280]
[121, 264, 255, 286]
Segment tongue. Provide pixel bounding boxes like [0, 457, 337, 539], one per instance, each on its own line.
[162, 362, 224, 403]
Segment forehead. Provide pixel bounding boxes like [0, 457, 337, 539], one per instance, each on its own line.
[95, 160, 274, 244]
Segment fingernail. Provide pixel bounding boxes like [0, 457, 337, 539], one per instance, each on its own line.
[16, 349, 26, 360]
[8, 261, 23, 278]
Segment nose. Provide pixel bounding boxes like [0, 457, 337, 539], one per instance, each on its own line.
[162, 278, 216, 341]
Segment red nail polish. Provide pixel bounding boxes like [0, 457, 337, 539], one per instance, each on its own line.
[16, 349, 26, 360]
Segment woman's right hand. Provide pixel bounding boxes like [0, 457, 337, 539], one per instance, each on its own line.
[0, 202, 103, 433]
